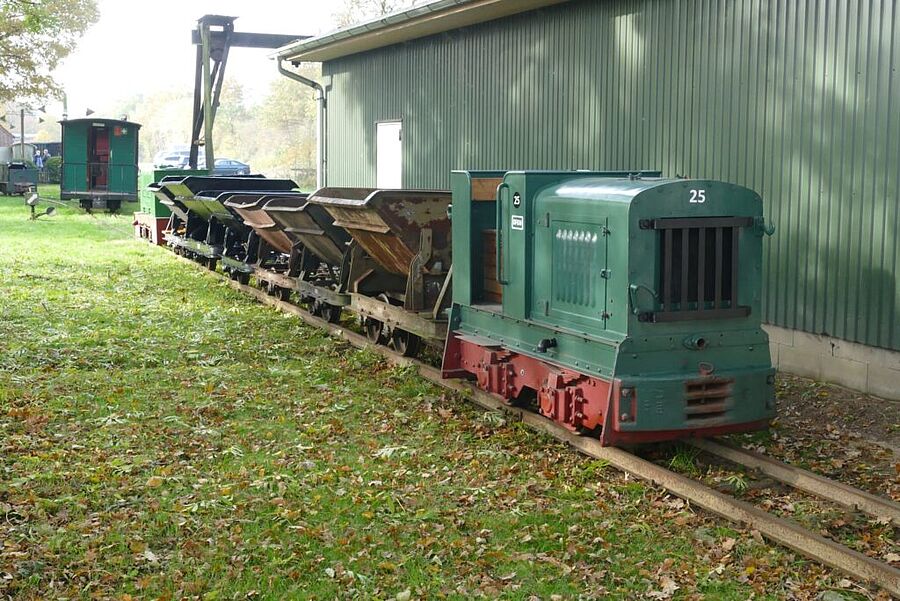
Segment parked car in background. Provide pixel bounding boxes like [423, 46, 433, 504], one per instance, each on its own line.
[152, 150, 249, 175]
[209, 158, 251, 176]
[154, 150, 196, 169]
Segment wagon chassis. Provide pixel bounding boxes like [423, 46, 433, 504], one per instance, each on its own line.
[213, 237, 444, 343]
[172, 251, 900, 596]
[164, 232, 223, 260]
[247, 262, 448, 349]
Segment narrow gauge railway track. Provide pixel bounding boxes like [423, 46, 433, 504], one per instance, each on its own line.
[690, 439, 900, 527]
[172, 253, 900, 596]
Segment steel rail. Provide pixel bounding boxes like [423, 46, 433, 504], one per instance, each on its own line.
[171, 254, 900, 595]
[690, 439, 900, 527]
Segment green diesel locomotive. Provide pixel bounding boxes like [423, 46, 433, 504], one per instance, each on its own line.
[441, 171, 776, 445]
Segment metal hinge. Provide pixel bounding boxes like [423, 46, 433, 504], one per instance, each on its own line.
[541, 300, 549, 315]
[601, 226, 610, 236]
[601, 311, 612, 320]
[600, 269, 611, 279]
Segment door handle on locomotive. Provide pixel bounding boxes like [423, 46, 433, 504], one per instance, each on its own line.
[495, 182, 510, 285]
[628, 283, 658, 315]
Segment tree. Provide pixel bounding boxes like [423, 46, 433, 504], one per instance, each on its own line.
[108, 89, 194, 163]
[333, 0, 423, 28]
[255, 65, 320, 187]
[0, 0, 99, 103]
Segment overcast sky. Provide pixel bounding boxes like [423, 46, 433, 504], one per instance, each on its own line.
[50, 0, 343, 119]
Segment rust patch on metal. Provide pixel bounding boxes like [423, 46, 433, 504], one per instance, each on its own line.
[309, 187, 451, 277]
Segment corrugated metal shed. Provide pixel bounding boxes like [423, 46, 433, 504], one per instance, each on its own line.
[315, 0, 899, 351]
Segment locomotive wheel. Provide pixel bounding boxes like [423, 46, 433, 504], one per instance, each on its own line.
[364, 317, 386, 345]
[275, 286, 291, 301]
[391, 329, 421, 358]
[236, 272, 250, 286]
[206, 258, 217, 271]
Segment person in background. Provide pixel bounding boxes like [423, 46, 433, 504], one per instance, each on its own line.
[33, 149, 43, 170]
[42, 148, 51, 164]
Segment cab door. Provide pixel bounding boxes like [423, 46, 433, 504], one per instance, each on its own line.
[532, 195, 609, 331]
[88, 125, 109, 190]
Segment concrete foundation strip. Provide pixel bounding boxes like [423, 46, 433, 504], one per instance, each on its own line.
[175, 254, 900, 595]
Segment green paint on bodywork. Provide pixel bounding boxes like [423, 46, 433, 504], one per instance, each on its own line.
[60, 119, 140, 201]
[60, 123, 88, 197]
[449, 170, 776, 433]
[139, 169, 207, 218]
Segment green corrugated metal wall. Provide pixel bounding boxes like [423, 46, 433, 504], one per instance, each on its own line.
[322, 0, 899, 351]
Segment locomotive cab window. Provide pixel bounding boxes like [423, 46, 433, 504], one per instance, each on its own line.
[639, 216, 753, 322]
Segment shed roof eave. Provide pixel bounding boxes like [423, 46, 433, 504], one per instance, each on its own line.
[276, 0, 570, 63]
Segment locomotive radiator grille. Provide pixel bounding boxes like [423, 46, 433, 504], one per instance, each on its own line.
[641, 216, 753, 322]
[684, 377, 734, 422]
[552, 227, 602, 309]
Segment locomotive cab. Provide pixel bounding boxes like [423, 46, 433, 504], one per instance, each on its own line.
[443, 170, 776, 446]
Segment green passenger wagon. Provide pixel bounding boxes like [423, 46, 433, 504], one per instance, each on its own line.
[59, 118, 141, 212]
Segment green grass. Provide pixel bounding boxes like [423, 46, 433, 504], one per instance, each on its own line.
[37, 183, 61, 200]
[0, 189, 860, 599]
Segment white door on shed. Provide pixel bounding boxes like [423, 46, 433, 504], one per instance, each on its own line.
[376, 121, 402, 189]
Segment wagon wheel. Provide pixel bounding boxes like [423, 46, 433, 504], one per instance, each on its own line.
[391, 328, 422, 358]
[275, 286, 291, 301]
[324, 304, 343, 324]
[206, 257, 217, 271]
[312, 301, 342, 324]
[364, 317, 386, 345]
[236, 272, 250, 286]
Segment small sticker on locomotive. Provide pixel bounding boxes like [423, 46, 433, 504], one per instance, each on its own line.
[513, 192, 521, 207]
[511, 215, 525, 230]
